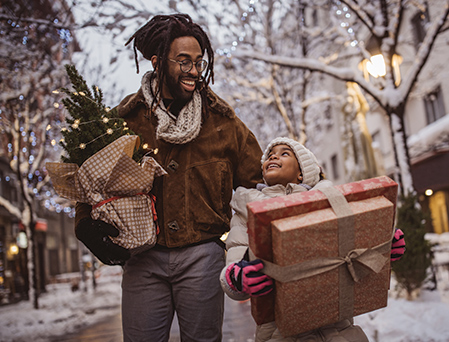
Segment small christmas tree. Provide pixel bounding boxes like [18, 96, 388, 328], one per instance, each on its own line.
[392, 193, 433, 300]
[59, 64, 144, 166]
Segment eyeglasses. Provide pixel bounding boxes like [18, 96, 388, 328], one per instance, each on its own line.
[168, 59, 208, 73]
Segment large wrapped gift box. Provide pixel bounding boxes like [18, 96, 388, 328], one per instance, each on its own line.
[246, 176, 398, 336]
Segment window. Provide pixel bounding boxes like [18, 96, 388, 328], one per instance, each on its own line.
[424, 86, 446, 125]
[331, 154, 339, 180]
[411, 5, 429, 49]
[324, 104, 333, 130]
[312, 9, 319, 27]
[371, 131, 383, 153]
[428, 191, 449, 234]
[48, 249, 60, 276]
[70, 250, 80, 272]
[1, 171, 12, 201]
[3, 176, 18, 204]
[321, 162, 327, 178]
[371, 131, 380, 144]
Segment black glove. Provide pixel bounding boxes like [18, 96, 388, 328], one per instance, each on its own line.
[75, 218, 130, 266]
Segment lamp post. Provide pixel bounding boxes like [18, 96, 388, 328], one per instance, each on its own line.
[347, 46, 402, 180]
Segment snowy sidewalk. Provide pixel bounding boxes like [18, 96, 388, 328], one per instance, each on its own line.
[1, 266, 123, 342]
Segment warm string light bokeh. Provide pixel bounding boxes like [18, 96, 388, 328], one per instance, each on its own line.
[38, 86, 159, 217]
[51, 89, 132, 150]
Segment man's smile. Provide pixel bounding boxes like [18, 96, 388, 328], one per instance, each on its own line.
[180, 78, 196, 92]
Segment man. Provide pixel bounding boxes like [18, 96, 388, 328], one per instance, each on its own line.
[74, 14, 263, 342]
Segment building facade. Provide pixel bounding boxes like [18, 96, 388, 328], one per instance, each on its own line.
[366, 3, 449, 234]
[0, 0, 81, 304]
[313, 2, 449, 234]
[0, 158, 80, 304]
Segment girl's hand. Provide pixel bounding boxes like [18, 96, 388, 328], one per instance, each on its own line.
[225, 259, 273, 297]
[391, 228, 405, 261]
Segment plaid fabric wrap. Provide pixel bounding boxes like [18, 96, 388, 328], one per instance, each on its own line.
[46, 135, 167, 253]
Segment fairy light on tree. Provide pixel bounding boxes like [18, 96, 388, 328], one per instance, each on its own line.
[216, 0, 257, 60]
[58, 64, 147, 167]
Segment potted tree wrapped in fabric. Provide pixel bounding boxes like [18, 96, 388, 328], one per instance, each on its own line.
[46, 65, 166, 256]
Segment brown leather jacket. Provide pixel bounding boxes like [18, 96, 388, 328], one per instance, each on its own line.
[75, 87, 263, 248]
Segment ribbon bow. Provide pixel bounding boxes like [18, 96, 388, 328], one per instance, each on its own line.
[249, 240, 390, 284]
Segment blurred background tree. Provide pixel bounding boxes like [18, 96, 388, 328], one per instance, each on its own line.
[392, 194, 433, 300]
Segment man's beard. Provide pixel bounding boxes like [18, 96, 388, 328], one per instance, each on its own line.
[165, 73, 198, 101]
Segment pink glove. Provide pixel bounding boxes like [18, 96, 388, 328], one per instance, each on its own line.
[391, 228, 405, 261]
[225, 259, 273, 297]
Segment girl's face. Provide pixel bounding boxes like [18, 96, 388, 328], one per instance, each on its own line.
[262, 144, 302, 187]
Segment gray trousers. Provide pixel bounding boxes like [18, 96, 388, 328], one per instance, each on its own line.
[121, 241, 226, 342]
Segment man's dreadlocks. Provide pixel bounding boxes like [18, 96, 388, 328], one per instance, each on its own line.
[125, 14, 215, 117]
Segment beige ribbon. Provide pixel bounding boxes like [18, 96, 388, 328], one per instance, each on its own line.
[249, 186, 391, 320]
[249, 242, 390, 284]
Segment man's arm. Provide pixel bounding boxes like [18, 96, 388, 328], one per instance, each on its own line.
[234, 128, 264, 189]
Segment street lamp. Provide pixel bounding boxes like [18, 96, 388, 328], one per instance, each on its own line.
[9, 244, 19, 255]
[359, 53, 402, 85]
[366, 54, 386, 78]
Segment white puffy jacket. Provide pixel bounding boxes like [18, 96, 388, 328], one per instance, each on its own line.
[219, 180, 333, 301]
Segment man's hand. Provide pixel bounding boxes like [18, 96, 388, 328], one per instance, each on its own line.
[225, 259, 273, 297]
[391, 228, 405, 261]
[75, 218, 130, 266]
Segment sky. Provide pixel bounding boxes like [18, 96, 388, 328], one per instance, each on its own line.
[1, 232, 449, 342]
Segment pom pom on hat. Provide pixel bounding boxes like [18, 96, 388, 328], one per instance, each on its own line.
[261, 137, 321, 187]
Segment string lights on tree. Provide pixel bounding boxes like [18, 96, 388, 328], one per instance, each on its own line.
[36, 65, 153, 217]
[215, 0, 257, 61]
[55, 64, 147, 167]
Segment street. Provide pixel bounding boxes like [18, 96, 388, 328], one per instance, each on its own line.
[53, 296, 257, 342]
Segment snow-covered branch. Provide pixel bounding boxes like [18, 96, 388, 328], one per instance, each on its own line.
[0, 196, 21, 219]
[0, 14, 72, 30]
[0, 84, 32, 102]
[301, 94, 341, 109]
[232, 48, 384, 106]
[399, 3, 449, 104]
[340, 0, 376, 35]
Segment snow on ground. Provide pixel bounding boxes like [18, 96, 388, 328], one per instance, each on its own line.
[355, 232, 449, 342]
[1, 233, 449, 342]
[356, 278, 449, 342]
[0, 266, 123, 342]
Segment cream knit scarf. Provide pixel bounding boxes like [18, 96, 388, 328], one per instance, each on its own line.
[141, 71, 202, 144]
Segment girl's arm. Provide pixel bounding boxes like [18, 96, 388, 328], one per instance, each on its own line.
[220, 187, 252, 300]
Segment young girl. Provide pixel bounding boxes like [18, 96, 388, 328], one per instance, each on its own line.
[219, 137, 405, 342]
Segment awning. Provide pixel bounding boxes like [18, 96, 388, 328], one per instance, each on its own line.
[19, 218, 48, 232]
[411, 151, 449, 194]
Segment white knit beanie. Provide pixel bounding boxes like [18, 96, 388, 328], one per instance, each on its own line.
[261, 137, 321, 187]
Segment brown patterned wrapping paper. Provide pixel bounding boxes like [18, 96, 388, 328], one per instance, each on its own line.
[269, 195, 394, 337]
[247, 176, 398, 326]
[46, 135, 167, 254]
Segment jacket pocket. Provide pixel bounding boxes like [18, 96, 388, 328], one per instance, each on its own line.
[186, 160, 232, 232]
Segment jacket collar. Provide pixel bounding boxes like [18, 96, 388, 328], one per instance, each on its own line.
[260, 183, 310, 197]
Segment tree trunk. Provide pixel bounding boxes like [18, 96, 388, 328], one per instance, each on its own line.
[25, 219, 39, 309]
[388, 108, 415, 196]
